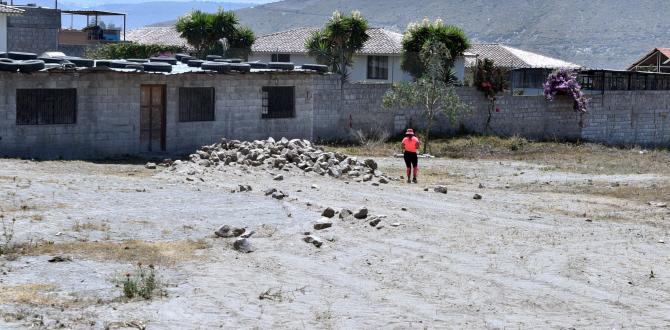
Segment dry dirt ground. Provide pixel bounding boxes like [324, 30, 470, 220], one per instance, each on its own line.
[0, 142, 669, 329]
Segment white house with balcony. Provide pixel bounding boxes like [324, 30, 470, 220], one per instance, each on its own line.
[249, 27, 463, 84]
[0, 4, 24, 53]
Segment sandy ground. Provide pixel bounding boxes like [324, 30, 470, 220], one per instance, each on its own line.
[0, 155, 669, 329]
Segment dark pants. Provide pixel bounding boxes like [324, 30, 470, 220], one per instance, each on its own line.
[403, 151, 418, 168]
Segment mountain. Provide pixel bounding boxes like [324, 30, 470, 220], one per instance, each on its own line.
[156, 0, 669, 69]
[57, 1, 264, 29]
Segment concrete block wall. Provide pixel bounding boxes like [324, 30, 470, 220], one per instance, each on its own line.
[7, 7, 60, 54]
[0, 71, 327, 159]
[313, 83, 670, 147]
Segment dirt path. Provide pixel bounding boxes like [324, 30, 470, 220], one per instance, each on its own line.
[0, 157, 669, 329]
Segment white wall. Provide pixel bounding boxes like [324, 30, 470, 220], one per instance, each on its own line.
[249, 52, 466, 84]
[0, 16, 7, 53]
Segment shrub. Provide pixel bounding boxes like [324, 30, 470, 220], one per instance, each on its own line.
[117, 263, 162, 300]
[0, 215, 15, 255]
[544, 69, 588, 112]
[86, 43, 186, 59]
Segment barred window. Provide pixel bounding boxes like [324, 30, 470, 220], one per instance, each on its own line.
[262, 86, 295, 119]
[271, 54, 291, 62]
[16, 89, 77, 125]
[367, 56, 389, 80]
[179, 87, 215, 122]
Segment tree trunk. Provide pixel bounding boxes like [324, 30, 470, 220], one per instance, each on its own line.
[422, 117, 432, 155]
[484, 99, 495, 133]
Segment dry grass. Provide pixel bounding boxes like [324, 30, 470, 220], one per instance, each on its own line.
[13, 239, 210, 266]
[0, 284, 63, 307]
[513, 181, 670, 205]
[324, 136, 670, 175]
[72, 221, 110, 232]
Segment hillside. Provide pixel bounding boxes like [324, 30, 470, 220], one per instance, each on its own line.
[60, 1, 258, 29]
[158, 0, 669, 69]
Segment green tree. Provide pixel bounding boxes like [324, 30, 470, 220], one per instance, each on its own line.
[305, 10, 369, 83]
[401, 18, 470, 82]
[175, 8, 255, 59]
[384, 39, 471, 154]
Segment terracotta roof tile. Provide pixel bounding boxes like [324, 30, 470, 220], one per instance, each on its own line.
[465, 43, 580, 69]
[126, 26, 189, 48]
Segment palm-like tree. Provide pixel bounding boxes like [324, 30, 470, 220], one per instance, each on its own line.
[305, 10, 369, 83]
[176, 8, 255, 59]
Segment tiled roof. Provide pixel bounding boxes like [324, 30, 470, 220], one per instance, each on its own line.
[126, 26, 190, 48]
[466, 43, 580, 69]
[628, 48, 670, 70]
[252, 27, 403, 55]
[0, 4, 24, 15]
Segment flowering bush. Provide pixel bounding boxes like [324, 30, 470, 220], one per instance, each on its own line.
[544, 69, 588, 113]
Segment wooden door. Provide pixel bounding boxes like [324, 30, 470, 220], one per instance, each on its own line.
[140, 85, 166, 152]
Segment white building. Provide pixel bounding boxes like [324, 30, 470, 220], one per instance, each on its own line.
[0, 4, 24, 53]
[249, 27, 419, 84]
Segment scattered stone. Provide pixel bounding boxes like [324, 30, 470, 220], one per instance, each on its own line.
[264, 188, 277, 196]
[648, 201, 668, 208]
[364, 159, 378, 170]
[311, 184, 319, 190]
[379, 177, 389, 184]
[390, 222, 401, 227]
[371, 182, 380, 187]
[215, 225, 232, 237]
[145, 162, 157, 169]
[478, 183, 485, 189]
[369, 218, 381, 227]
[238, 184, 252, 192]
[232, 227, 247, 237]
[401, 207, 407, 211]
[585, 218, 593, 222]
[339, 209, 353, 219]
[473, 193, 482, 200]
[314, 218, 333, 230]
[354, 207, 368, 219]
[303, 235, 323, 248]
[434, 186, 448, 194]
[233, 238, 254, 253]
[362, 174, 373, 182]
[322, 207, 336, 218]
[273, 174, 284, 181]
[659, 239, 665, 244]
[48, 256, 71, 263]
[272, 191, 286, 200]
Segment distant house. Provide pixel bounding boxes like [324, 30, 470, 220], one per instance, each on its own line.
[126, 26, 189, 49]
[0, 4, 24, 53]
[249, 27, 417, 83]
[628, 48, 670, 73]
[465, 43, 581, 94]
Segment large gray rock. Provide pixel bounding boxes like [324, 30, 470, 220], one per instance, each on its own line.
[339, 209, 353, 219]
[354, 207, 368, 219]
[364, 159, 378, 170]
[233, 238, 254, 253]
[322, 207, 336, 218]
[434, 186, 448, 194]
[303, 235, 323, 248]
[314, 218, 333, 230]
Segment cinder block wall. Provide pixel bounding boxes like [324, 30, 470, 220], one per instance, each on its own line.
[312, 83, 670, 147]
[7, 7, 60, 54]
[0, 71, 325, 159]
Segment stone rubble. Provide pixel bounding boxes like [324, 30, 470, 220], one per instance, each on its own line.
[171, 137, 391, 184]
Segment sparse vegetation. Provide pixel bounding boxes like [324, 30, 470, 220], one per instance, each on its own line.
[86, 43, 186, 59]
[0, 215, 16, 255]
[117, 263, 162, 300]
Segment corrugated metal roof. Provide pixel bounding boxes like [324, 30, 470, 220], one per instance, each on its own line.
[252, 27, 403, 55]
[465, 43, 580, 69]
[0, 4, 25, 15]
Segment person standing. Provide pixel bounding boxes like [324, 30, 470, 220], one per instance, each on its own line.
[401, 128, 420, 183]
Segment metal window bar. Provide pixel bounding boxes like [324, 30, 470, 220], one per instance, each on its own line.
[178, 87, 215, 122]
[261, 86, 295, 119]
[16, 89, 77, 125]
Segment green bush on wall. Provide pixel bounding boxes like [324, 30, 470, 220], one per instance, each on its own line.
[86, 43, 187, 59]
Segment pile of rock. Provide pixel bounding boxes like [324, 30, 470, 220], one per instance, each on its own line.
[176, 137, 391, 183]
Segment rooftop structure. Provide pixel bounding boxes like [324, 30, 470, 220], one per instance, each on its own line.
[628, 48, 670, 73]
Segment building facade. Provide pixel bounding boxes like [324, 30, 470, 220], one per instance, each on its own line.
[0, 4, 25, 53]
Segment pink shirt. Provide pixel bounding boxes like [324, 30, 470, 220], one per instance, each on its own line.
[402, 136, 419, 153]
